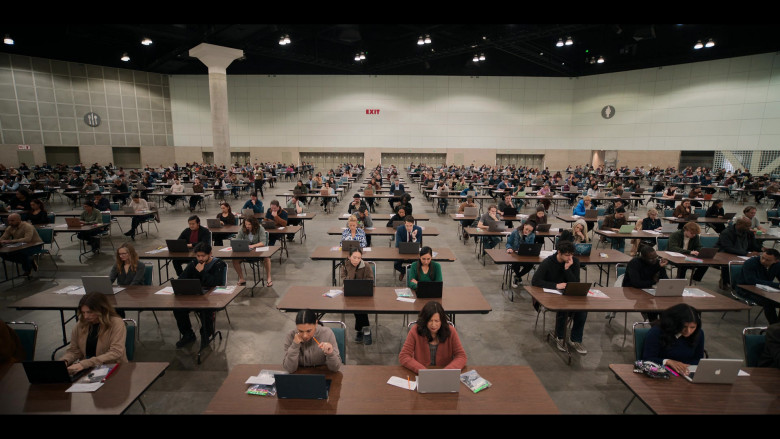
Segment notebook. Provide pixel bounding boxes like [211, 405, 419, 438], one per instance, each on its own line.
[343, 279, 374, 297]
[416, 369, 460, 394]
[82, 276, 124, 295]
[274, 373, 331, 399]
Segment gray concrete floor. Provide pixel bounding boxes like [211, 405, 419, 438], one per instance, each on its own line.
[1, 179, 775, 415]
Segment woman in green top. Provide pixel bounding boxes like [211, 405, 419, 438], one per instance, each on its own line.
[78, 201, 104, 253]
[232, 216, 272, 286]
[408, 246, 442, 289]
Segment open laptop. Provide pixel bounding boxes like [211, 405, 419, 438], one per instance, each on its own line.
[562, 282, 591, 296]
[634, 187, 645, 194]
[643, 278, 687, 296]
[584, 209, 599, 219]
[574, 243, 592, 256]
[206, 218, 222, 229]
[415, 281, 443, 298]
[618, 224, 635, 233]
[398, 242, 421, 254]
[660, 223, 679, 233]
[514, 243, 542, 256]
[274, 373, 331, 399]
[502, 207, 518, 217]
[466, 190, 477, 197]
[230, 239, 250, 252]
[242, 208, 256, 218]
[123, 206, 136, 214]
[487, 221, 506, 232]
[685, 214, 699, 221]
[65, 217, 82, 227]
[341, 240, 361, 253]
[392, 220, 406, 229]
[417, 368, 460, 393]
[722, 212, 736, 220]
[23, 361, 89, 384]
[696, 247, 718, 259]
[683, 359, 742, 384]
[262, 219, 277, 229]
[463, 207, 479, 217]
[165, 239, 190, 253]
[343, 279, 374, 297]
[535, 223, 552, 233]
[171, 278, 209, 295]
[82, 276, 124, 295]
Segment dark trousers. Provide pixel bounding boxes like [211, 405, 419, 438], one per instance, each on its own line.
[555, 311, 587, 342]
[129, 214, 154, 236]
[676, 266, 708, 282]
[174, 309, 216, 338]
[189, 195, 202, 210]
[254, 180, 264, 198]
[355, 313, 369, 331]
[2, 246, 39, 273]
[77, 229, 102, 250]
[511, 262, 535, 280]
[742, 290, 779, 324]
[173, 258, 195, 276]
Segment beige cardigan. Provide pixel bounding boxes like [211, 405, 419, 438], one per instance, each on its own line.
[61, 315, 128, 368]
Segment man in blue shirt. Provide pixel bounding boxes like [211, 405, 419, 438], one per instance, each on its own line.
[242, 192, 264, 214]
[735, 249, 780, 324]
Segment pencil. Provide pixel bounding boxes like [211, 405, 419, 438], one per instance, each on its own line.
[312, 336, 320, 345]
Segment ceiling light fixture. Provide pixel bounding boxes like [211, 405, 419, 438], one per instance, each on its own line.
[355, 52, 366, 62]
[479, 53, 485, 61]
[597, 56, 605, 64]
[284, 35, 291, 45]
[693, 40, 703, 49]
[141, 37, 152, 46]
[473, 54, 479, 62]
[556, 38, 564, 47]
[565, 36, 573, 46]
[121, 52, 130, 62]
[705, 38, 715, 48]
[424, 35, 431, 44]
[279, 34, 291, 45]
[417, 36, 424, 45]
[3, 34, 13, 45]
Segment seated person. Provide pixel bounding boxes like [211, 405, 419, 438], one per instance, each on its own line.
[0, 213, 43, 278]
[11, 189, 32, 211]
[531, 241, 588, 354]
[58, 292, 128, 375]
[386, 206, 407, 227]
[110, 243, 146, 286]
[354, 205, 373, 247]
[396, 193, 414, 217]
[341, 215, 367, 248]
[232, 216, 271, 287]
[188, 177, 205, 212]
[77, 201, 104, 254]
[123, 192, 152, 241]
[571, 218, 589, 244]
[164, 179, 184, 206]
[172, 215, 212, 276]
[497, 193, 518, 228]
[242, 192, 264, 214]
[734, 249, 780, 324]
[477, 205, 502, 252]
[407, 246, 442, 289]
[604, 198, 625, 216]
[673, 199, 693, 229]
[436, 184, 449, 214]
[668, 222, 708, 283]
[174, 242, 227, 349]
[264, 200, 288, 246]
[213, 202, 236, 246]
[572, 195, 592, 216]
[319, 183, 335, 211]
[292, 180, 308, 204]
[705, 199, 726, 233]
[759, 323, 780, 368]
[601, 206, 628, 252]
[740, 205, 768, 234]
[457, 196, 478, 239]
[347, 193, 367, 214]
[530, 206, 548, 245]
[340, 248, 374, 343]
[641, 303, 704, 376]
[26, 198, 49, 225]
[111, 178, 129, 204]
[399, 301, 467, 374]
[388, 178, 405, 208]
[506, 220, 537, 286]
[624, 245, 669, 321]
[282, 309, 341, 373]
[716, 217, 765, 289]
[394, 215, 422, 280]
[92, 191, 111, 212]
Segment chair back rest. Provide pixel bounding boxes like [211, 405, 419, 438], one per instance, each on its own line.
[596, 208, 606, 216]
[37, 227, 53, 244]
[46, 213, 56, 224]
[742, 327, 767, 367]
[320, 320, 346, 364]
[366, 261, 377, 286]
[9, 321, 37, 361]
[663, 208, 674, 217]
[699, 235, 718, 248]
[613, 273, 625, 287]
[143, 264, 153, 285]
[123, 318, 136, 361]
[633, 322, 652, 362]
[694, 208, 706, 217]
[109, 202, 120, 211]
[656, 237, 669, 251]
[729, 261, 743, 290]
[101, 212, 111, 223]
[616, 263, 627, 278]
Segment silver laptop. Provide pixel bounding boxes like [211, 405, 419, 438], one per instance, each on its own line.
[417, 368, 460, 393]
[242, 208, 255, 218]
[230, 239, 250, 252]
[684, 359, 742, 384]
[123, 206, 135, 214]
[660, 223, 678, 233]
[82, 276, 124, 295]
[463, 207, 478, 217]
[206, 218, 222, 229]
[466, 190, 477, 197]
[643, 278, 687, 296]
[487, 220, 506, 232]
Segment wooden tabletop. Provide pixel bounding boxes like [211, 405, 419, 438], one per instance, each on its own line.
[9, 284, 246, 311]
[338, 213, 430, 221]
[209, 225, 302, 235]
[657, 250, 751, 267]
[662, 216, 731, 224]
[556, 214, 641, 223]
[524, 286, 750, 313]
[609, 364, 780, 414]
[327, 226, 440, 236]
[310, 246, 456, 262]
[203, 364, 557, 415]
[486, 249, 632, 265]
[277, 285, 491, 314]
[0, 362, 169, 415]
[737, 284, 780, 304]
[138, 245, 281, 260]
[450, 214, 527, 221]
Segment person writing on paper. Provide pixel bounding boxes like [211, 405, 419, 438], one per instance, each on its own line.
[340, 247, 374, 343]
[642, 303, 704, 376]
[283, 309, 341, 373]
[59, 292, 128, 374]
[531, 240, 588, 354]
[668, 221, 708, 283]
[399, 301, 467, 374]
[232, 216, 271, 287]
[341, 215, 367, 248]
[407, 246, 442, 289]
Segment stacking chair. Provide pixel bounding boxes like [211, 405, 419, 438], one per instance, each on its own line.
[135, 265, 160, 332]
[34, 227, 58, 275]
[123, 318, 148, 413]
[9, 321, 37, 361]
[320, 320, 347, 364]
[137, 202, 159, 238]
[723, 262, 759, 325]
[742, 326, 767, 367]
[700, 235, 718, 248]
[621, 321, 652, 413]
[109, 202, 124, 234]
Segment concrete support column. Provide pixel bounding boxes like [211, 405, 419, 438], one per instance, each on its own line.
[189, 43, 244, 168]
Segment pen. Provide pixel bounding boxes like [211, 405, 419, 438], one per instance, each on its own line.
[104, 363, 120, 381]
[407, 375, 410, 390]
[664, 365, 680, 377]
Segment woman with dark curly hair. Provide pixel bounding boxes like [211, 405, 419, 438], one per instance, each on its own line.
[642, 303, 704, 376]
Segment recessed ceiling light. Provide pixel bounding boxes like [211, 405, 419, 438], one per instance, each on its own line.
[141, 37, 152, 46]
[121, 52, 130, 62]
[3, 34, 14, 45]
[694, 40, 703, 50]
[705, 38, 715, 48]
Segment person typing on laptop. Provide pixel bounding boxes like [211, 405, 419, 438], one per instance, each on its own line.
[232, 216, 271, 287]
[506, 220, 537, 287]
[341, 215, 367, 249]
[531, 241, 588, 354]
[399, 301, 467, 374]
[624, 246, 669, 321]
[110, 243, 146, 286]
[172, 215, 212, 276]
[58, 292, 128, 375]
[407, 246, 442, 290]
[340, 247, 374, 343]
[641, 304, 704, 376]
[668, 222, 708, 283]
[394, 215, 422, 281]
[283, 309, 341, 373]
[0, 213, 43, 279]
[497, 193, 517, 228]
[477, 205, 502, 253]
[264, 200, 288, 246]
[77, 201, 104, 254]
[174, 242, 227, 349]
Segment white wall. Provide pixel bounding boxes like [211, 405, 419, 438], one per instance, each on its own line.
[169, 52, 780, 152]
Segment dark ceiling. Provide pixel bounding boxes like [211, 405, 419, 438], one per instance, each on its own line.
[2, 24, 779, 77]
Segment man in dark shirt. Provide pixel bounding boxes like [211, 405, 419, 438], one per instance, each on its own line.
[93, 191, 111, 212]
[531, 241, 588, 354]
[716, 217, 765, 289]
[264, 200, 288, 246]
[173, 215, 212, 276]
[623, 246, 669, 321]
[601, 206, 628, 252]
[173, 242, 227, 349]
[735, 249, 780, 324]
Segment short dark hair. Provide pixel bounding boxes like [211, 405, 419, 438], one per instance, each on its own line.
[657, 303, 702, 348]
[353, 193, 360, 199]
[358, 205, 368, 214]
[556, 240, 575, 255]
[615, 207, 626, 213]
[193, 242, 211, 254]
[270, 199, 280, 207]
[404, 215, 415, 223]
[188, 215, 200, 224]
[765, 248, 780, 259]
[295, 308, 318, 325]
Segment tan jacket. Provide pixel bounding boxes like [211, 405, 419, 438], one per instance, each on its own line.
[340, 260, 374, 281]
[0, 221, 42, 244]
[61, 316, 128, 368]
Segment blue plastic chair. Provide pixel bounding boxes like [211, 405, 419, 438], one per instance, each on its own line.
[742, 327, 766, 367]
[320, 320, 347, 364]
[9, 321, 37, 361]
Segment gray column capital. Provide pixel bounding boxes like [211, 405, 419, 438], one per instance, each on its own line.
[189, 43, 244, 75]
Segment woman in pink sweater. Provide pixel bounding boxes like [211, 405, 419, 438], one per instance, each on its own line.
[399, 302, 467, 374]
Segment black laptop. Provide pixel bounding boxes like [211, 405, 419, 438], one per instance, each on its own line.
[275, 374, 331, 400]
[535, 224, 552, 233]
[343, 279, 374, 297]
[514, 243, 542, 256]
[23, 361, 89, 384]
[392, 221, 406, 229]
[165, 239, 190, 253]
[341, 240, 361, 253]
[398, 242, 421, 254]
[562, 282, 591, 296]
[502, 207, 518, 217]
[415, 281, 443, 298]
[171, 278, 209, 295]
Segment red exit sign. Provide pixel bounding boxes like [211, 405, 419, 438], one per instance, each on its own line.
[365, 109, 380, 115]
